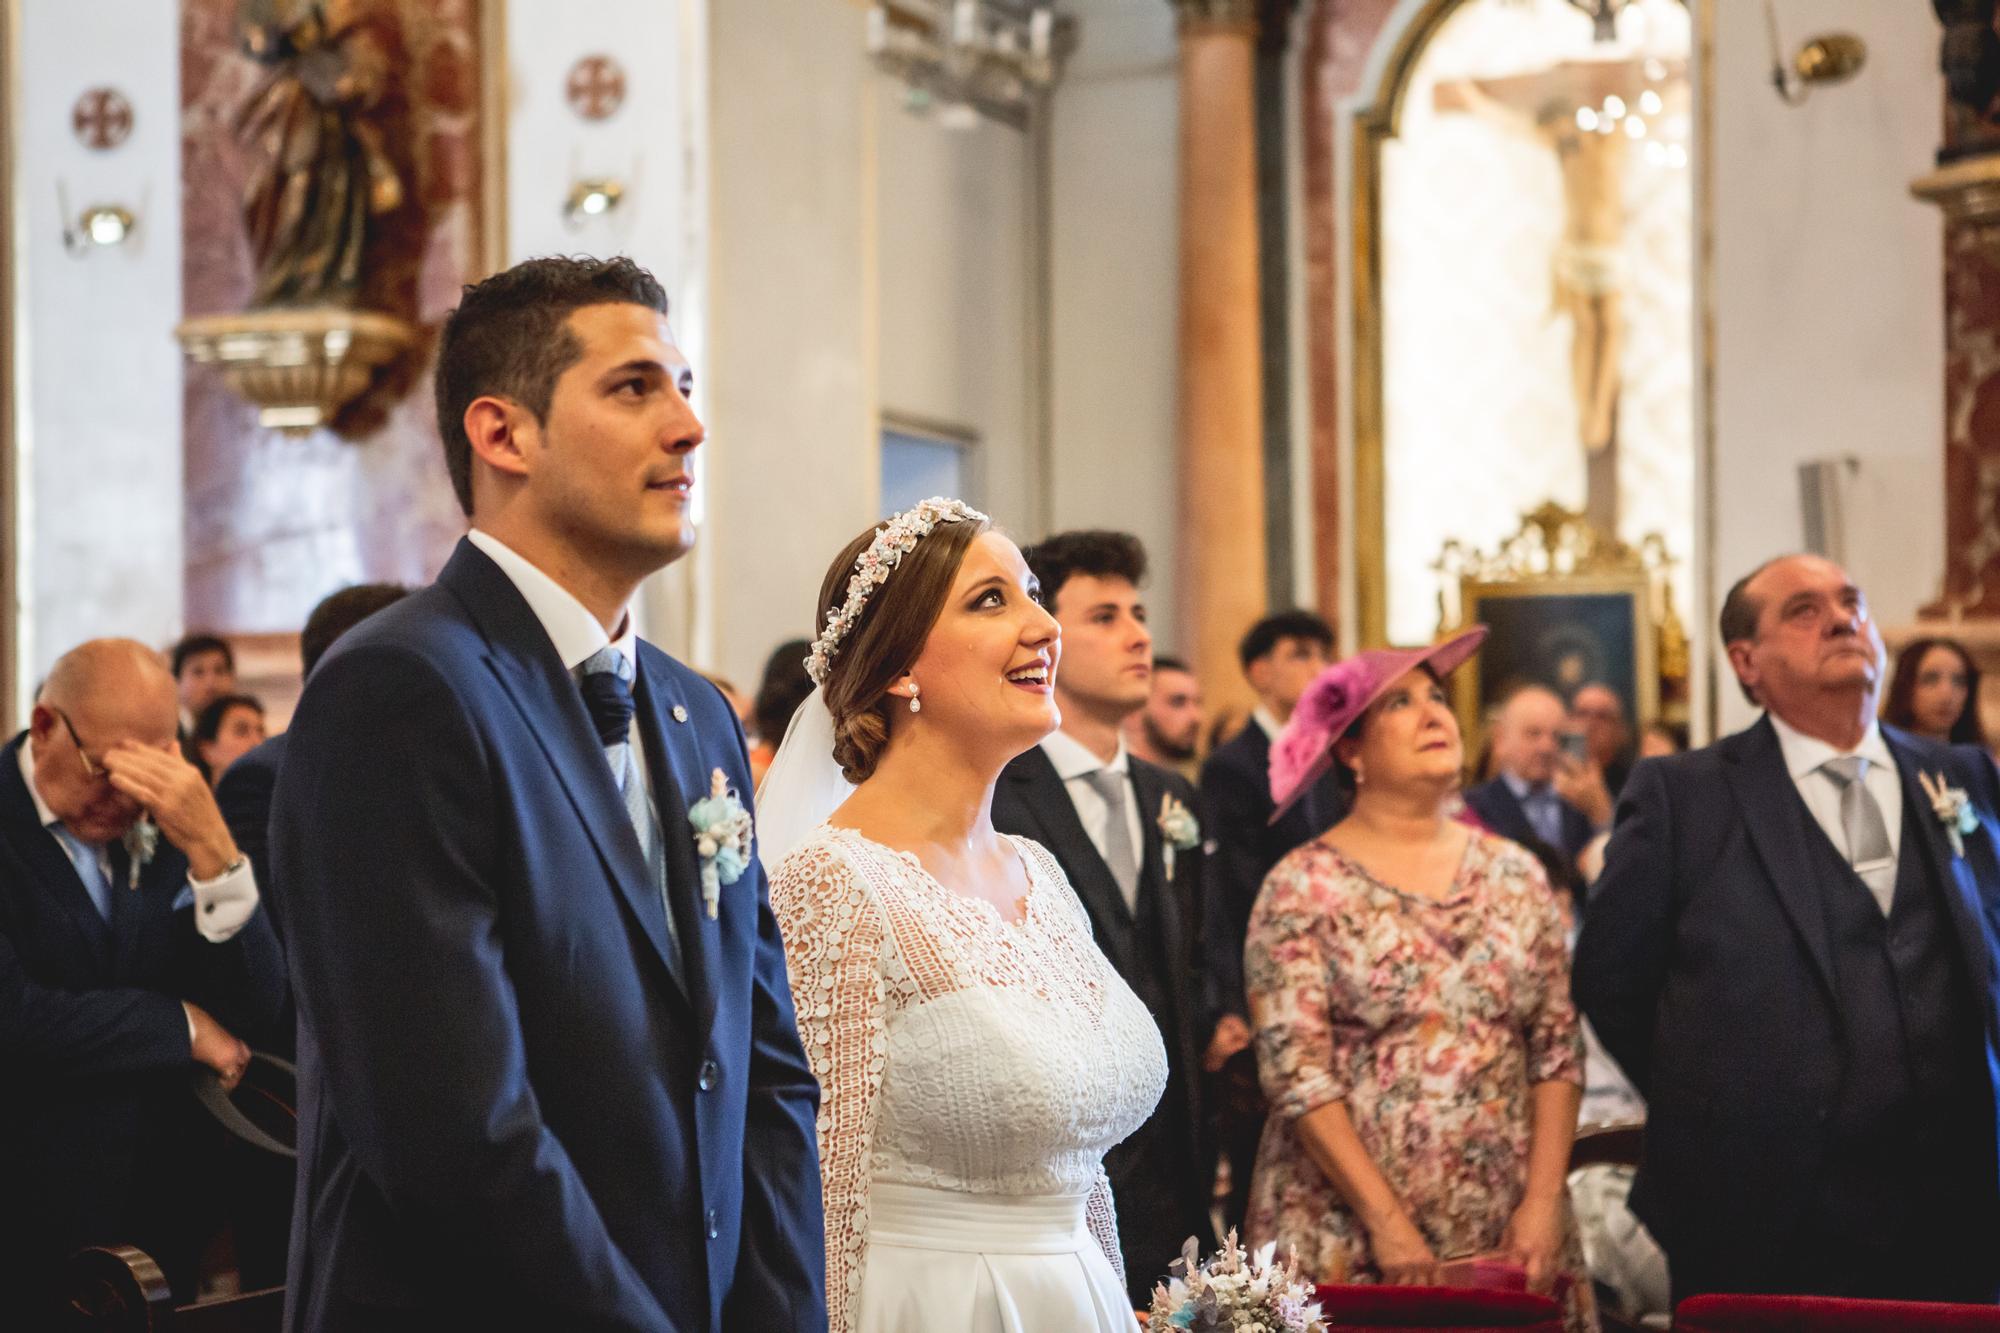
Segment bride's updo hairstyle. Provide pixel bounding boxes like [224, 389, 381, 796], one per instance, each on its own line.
[815, 510, 992, 783]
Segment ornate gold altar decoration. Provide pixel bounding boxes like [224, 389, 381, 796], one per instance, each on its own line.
[176, 0, 418, 437]
[1434, 502, 1689, 745]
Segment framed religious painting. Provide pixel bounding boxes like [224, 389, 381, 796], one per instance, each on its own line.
[1452, 569, 1659, 754]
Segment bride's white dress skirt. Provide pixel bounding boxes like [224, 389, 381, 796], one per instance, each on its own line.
[856, 1182, 1137, 1333]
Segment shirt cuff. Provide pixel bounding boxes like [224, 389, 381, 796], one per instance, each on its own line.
[186, 857, 259, 942]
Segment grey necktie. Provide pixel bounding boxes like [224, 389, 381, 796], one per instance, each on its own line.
[1084, 769, 1141, 914]
[1821, 755, 1896, 916]
[578, 646, 681, 962]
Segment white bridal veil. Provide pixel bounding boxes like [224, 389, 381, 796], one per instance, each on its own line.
[753, 685, 854, 872]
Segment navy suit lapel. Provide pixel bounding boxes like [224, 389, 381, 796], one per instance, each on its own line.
[1722, 717, 1839, 1006]
[440, 543, 690, 1007]
[1888, 730, 2000, 1045]
[635, 651, 721, 1043]
[0, 737, 113, 967]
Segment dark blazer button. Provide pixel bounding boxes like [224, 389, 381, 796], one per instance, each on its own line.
[698, 1058, 718, 1092]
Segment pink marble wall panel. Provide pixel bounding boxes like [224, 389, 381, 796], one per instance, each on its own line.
[180, 0, 482, 634]
[1302, 0, 1399, 627]
[1936, 216, 2000, 614]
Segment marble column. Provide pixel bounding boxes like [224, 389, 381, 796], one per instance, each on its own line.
[1898, 14, 2000, 734]
[1173, 0, 1267, 721]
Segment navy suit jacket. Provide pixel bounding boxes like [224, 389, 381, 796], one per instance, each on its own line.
[1198, 719, 1347, 1020]
[217, 733, 286, 934]
[271, 540, 824, 1333]
[1461, 776, 1595, 890]
[1574, 717, 2000, 1262]
[0, 732, 287, 1266]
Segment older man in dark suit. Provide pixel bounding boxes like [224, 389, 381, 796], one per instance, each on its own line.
[1577, 554, 2000, 1302]
[991, 529, 1217, 1304]
[0, 638, 286, 1311]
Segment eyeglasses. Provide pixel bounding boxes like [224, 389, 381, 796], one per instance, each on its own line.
[52, 708, 108, 779]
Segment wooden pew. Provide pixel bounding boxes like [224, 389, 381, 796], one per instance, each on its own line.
[62, 1245, 281, 1333]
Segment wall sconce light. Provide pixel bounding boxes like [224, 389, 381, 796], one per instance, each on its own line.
[563, 177, 625, 227]
[58, 183, 138, 256]
[1766, 1, 1866, 106]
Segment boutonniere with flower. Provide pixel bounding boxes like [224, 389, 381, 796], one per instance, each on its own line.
[688, 768, 753, 919]
[1919, 770, 1982, 858]
[1158, 793, 1201, 881]
[1150, 1231, 1326, 1333]
[123, 818, 158, 890]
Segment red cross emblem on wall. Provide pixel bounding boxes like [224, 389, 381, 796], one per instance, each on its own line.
[72, 87, 135, 152]
[565, 56, 627, 122]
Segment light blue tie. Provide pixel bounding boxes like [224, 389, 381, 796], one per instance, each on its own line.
[51, 824, 113, 921]
[578, 646, 681, 963]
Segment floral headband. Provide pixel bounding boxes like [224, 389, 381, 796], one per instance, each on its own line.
[804, 496, 989, 685]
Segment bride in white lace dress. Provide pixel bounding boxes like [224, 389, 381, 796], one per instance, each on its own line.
[759, 499, 1167, 1333]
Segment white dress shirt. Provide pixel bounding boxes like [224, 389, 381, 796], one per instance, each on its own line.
[1250, 706, 1284, 743]
[16, 737, 259, 944]
[1768, 711, 1903, 865]
[1040, 729, 1146, 911]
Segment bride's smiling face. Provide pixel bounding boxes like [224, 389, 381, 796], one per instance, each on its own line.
[899, 531, 1062, 759]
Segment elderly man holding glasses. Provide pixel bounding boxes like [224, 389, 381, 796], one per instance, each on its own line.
[0, 637, 286, 1315]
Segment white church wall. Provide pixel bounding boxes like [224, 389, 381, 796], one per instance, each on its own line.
[874, 80, 1034, 546]
[1047, 0, 1183, 652]
[13, 0, 184, 694]
[704, 0, 879, 688]
[1709, 0, 1945, 735]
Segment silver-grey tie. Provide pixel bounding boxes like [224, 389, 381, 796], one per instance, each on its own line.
[1822, 755, 1895, 916]
[1085, 769, 1141, 914]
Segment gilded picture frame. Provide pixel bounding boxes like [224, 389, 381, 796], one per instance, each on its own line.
[1453, 569, 1659, 759]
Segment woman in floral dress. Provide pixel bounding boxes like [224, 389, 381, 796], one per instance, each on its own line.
[1243, 630, 1597, 1332]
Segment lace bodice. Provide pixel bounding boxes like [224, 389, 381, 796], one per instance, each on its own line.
[772, 825, 1168, 1333]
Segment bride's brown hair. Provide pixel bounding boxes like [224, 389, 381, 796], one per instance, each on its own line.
[815, 512, 992, 783]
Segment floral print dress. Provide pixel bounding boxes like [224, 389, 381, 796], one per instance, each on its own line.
[1243, 831, 1596, 1332]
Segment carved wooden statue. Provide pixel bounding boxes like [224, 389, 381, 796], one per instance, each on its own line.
[234, 0, 403, 309]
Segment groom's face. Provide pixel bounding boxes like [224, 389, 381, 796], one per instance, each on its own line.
[528, 302, 705, 574]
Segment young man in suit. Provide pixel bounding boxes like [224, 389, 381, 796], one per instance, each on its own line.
[1462, 683, 1602, 892]
[1197, 609, 1339, 1231]
[989, 530, 1218, 1304]
[1577, 554, 2000, 1302]
[216, 582, 409, 949]
[271, 258, 824, 1333]
[0, 638, 285, 1310]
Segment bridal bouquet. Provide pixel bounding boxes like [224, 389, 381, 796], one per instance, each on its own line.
[1148, 1232, 1326, 1332]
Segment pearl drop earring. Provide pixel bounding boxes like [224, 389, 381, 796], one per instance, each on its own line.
[908, 683, 921, 714]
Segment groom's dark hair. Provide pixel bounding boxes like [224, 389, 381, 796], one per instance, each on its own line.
[434, 255, 671, 516]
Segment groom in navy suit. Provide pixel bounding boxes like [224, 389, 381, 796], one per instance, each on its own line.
[272, 258, 824, 1332]
[1577, 555, 2000, 1302]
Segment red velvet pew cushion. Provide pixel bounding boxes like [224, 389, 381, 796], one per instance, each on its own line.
[1311, 1282, 1565, 1330]
[1675, 1294, 2000, 1331]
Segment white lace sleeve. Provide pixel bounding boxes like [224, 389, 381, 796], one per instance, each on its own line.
[771, 837, 887, 1333]
[1086, 1163, 1126, 1288]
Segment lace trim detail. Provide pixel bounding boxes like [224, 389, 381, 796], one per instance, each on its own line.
[771, 827, 1158, 1332]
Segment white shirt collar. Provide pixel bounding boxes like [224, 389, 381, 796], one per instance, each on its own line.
[1500, 769, 1548, 802]
[467, 529, 635, 674]
[1252, 705, 1284, 742]
[1040, 727, 1131, 782]
[1768, 710, 1894, 783]
[17, 736, 60, 831]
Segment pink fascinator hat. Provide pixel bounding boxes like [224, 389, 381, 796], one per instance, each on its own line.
[1267, 625, 1488, 824]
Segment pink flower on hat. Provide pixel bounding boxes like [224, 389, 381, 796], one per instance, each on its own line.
[1268, 661, 1366, 806]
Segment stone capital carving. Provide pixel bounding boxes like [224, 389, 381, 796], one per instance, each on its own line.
[1171, 0, 1259, 36]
